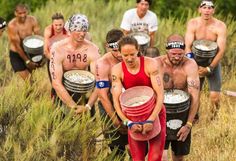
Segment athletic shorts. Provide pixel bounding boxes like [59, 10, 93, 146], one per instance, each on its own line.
[200, 64, 222, 92]
[164, 132, 191, 156]
[9, 50, 27, 72]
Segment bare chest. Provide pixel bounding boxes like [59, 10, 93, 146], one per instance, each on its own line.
[17, 23, 34, 39]
[163, 66, 187, 90]
[63, 48, 90, 71]
[195, 24, 218, 41]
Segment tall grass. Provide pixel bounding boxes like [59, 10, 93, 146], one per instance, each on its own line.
[0, 0, 236, 160]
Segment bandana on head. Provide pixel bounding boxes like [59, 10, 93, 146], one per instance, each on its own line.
[108, 41, 119, 50]
[64, 14, 89, 32]
[166, 41, 185, 50]
[0, 20, 6, 29]
[200, 1, 214, 8]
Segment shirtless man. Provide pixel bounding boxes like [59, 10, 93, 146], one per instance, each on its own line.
[120, 0, 158, 47]
[44, 13, 68, 59]
[0, 17, 6, 37]
[95, 29, 128, 156]
[185, 0, 227, 118]
[49, 13, 100, 114]
[111, 36, 165, 161]
[8, 4, 41, 80]
[159, 34, 200, 161]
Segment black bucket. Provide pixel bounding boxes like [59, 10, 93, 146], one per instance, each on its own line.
[164, 90, 190, 140]
[192, 40, 218, 67]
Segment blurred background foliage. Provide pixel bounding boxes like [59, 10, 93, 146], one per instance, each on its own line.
[1, 0, 236, 21]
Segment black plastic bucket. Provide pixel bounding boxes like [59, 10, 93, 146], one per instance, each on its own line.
[192, 40, 218, 67]
[164, 90, 190, 140]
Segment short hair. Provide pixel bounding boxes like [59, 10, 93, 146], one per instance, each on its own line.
[106, 29, 124, 43]
[51, 13, 64, 21]
[118, 36, 139, 52]
[136, 0, 152, 5]
[144, 47, 160, 58]
[15, 4, 29, 12]
[167, 34, 184, 43]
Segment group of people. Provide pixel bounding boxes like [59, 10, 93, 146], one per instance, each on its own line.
[0, 0, 227, 160]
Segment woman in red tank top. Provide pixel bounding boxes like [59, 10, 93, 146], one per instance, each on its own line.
[111, 36, 166, 161]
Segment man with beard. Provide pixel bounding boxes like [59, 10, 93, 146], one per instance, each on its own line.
[185, 0, 227, 119]
[8, 4, 41, 80]
[111, 36, 166, 161]
[120, 0, 158, 47]
[157, 34, 200, 161]
[95, 29, 128, 157]
[49, 13, 100, 114]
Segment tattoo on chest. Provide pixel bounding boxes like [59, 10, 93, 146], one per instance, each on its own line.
[67, 53, 87, 63]
[163, 73, 170, 83]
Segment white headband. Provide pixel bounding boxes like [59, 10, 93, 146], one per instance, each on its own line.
[200, 1, 214, 8]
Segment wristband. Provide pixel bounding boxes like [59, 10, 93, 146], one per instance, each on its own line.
[25, 60, 30, 65]
[186, 121, 192, 129]
[123, 119, 129, 126]
[85, 104, 91, 110]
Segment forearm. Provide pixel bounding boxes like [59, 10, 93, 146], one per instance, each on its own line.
[187, 99, 199, 123]
[86, 89, 98, 107]
[53, 83, 77, 108]
[148, 98, 163, 121]
[15, 44, 29, 61]
[210, 51, 224, 68]
[100, 97, 121, 124]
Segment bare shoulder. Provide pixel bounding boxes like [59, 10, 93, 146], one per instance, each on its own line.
[28, 15, 38, 22]
[184, 57, 198, 70]
[214, 18, 226, 29]
[187, 17, 199, 26]
[8, 18, 17, 29]
[44, 25, 52, 36]
[96, 54, 110, 69]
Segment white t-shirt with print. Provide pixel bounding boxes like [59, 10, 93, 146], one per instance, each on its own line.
[120, 8, 158, 34]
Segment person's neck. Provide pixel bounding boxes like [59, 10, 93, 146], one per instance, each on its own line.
[201, 16, 214, 25]
[137, 10, 146, 19]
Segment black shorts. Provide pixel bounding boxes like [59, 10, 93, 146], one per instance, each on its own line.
[164, 132, 191, 156]
[9, 50, 27, 72]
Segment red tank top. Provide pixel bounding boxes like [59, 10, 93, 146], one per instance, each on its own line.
[122, 56, 152, 89]
[49, 25, 67, 38]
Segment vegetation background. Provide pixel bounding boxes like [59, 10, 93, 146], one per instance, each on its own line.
[0, 0, 236, 160]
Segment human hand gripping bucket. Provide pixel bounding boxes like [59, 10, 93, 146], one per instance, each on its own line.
[119, 86, 161, 141]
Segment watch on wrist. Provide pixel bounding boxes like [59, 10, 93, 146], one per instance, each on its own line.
[25, 60, 30, 65]
[207, 66, 214, 73]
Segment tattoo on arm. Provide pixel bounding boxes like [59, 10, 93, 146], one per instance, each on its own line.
[50, 51, 56, 80]
[187, 80, 199, 90]
[112, 75, 117, 81]
[156, 76, 161, 86]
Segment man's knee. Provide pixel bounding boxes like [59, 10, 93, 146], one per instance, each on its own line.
[210, 92, 220, 105]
